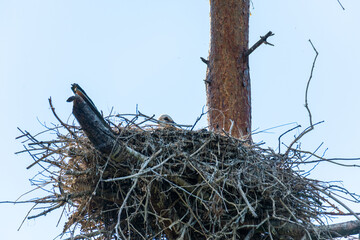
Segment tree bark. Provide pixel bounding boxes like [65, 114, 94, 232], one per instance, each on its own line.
[206, 0, 251, 140]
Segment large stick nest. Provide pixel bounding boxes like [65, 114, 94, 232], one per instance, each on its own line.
[17, 110, 359, 240]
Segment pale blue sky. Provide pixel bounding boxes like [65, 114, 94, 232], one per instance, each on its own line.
[1, 1, 359, 239]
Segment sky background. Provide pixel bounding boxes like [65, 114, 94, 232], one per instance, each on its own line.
[1, 0, 359, 239]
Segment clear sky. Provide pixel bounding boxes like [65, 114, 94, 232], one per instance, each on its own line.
[0, 1, 359, 239]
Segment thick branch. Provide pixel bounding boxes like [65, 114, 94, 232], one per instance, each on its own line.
[68, 94, 116, 154]
[321, 220, 360, 238]
[67, 84, 145, 163]
[274, 220, 360, 239]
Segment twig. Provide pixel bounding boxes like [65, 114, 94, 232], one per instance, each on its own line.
[49, 97, 78, 140]
[237, 183, 258, 218]
[191, 106, 208, 131]
[189, 140, 211, 158]
[337, 0, 345, 10]
[114, 149, 163, 238]
[103, 151, 172, 182]
[313, 185, 360, 221]
[28, 202, 65, 219]
[244, 229, 255, 240]
[279, 199, 298, 221]
[229, 119, 235, 137]
[278, 124, 301, 153]
[305, 40, 318, 127]
[290, 148, 360, 167]
[18, 203, 37, 231]
[252, 121, 298, 135]
[65, 169, 92, 176]
[56, 204, 66, 227]
[244, 31, 274, 57]
[63, 230, 105, 240]
[0, 200, 38, 204]
[285, 40, 319, 156]
[26, 147, 61, 170]
[22, 145, 57, 173]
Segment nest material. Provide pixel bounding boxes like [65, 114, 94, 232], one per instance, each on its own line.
[17, 110, 352, 240]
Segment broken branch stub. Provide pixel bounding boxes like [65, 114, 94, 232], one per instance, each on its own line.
[67, 91, 144, 163]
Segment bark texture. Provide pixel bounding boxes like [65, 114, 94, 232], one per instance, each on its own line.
[68, 94, 144, 163]
[206, 0, 251, 140]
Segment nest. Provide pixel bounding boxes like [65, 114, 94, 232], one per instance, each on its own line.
[16, 110, 359, 240]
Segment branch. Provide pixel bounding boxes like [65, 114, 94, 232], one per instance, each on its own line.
[67, 93, 116, 153]
[289, 148, 360, 167]
[337, 0, 345, 10]
[321, 220, 360, 237]
[305, 39, 318, 128]
[67, 84, 146, 163]
[63, 230, 105, 240]
[278, 124, 301, 153]
[285, 40, 319, 156]
[70, 83, 112, 131]
[28, 202, 65, 219]
[200, 57, 209, 65]
[49, 97, 78, 140]
[244, 31, 274, 57]
[313, 185, 360, 221]
[103, 150, 166, 182]
[191, 105, 207, 131]
[274, 220, 360, 239]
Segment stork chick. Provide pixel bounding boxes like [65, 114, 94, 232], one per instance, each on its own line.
[158, 114, 176, 128]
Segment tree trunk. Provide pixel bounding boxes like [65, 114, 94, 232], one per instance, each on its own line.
[206, 0, 251, 140]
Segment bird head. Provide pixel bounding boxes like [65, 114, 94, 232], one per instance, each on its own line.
[158, 114, 176, 128]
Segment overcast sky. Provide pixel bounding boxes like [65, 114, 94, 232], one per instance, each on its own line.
[1, 1, 359, 239]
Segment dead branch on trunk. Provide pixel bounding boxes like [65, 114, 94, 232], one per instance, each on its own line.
[244, 31, 274, 57]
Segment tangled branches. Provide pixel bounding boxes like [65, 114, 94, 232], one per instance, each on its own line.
[14, 105, 360, 239]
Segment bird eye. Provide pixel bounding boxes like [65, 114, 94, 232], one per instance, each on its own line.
[164, 117, 169, 121]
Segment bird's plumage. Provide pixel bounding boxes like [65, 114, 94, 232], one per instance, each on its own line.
[158, 114, 176, 128]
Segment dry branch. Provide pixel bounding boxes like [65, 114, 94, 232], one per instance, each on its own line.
[285, 40, 319, 157]
[11, 84, 360, 239]
[322, 220, 360, 238]
[244, 31, 274, 57]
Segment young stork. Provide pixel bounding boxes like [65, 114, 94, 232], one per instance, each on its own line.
[158, 114, 176, 129]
